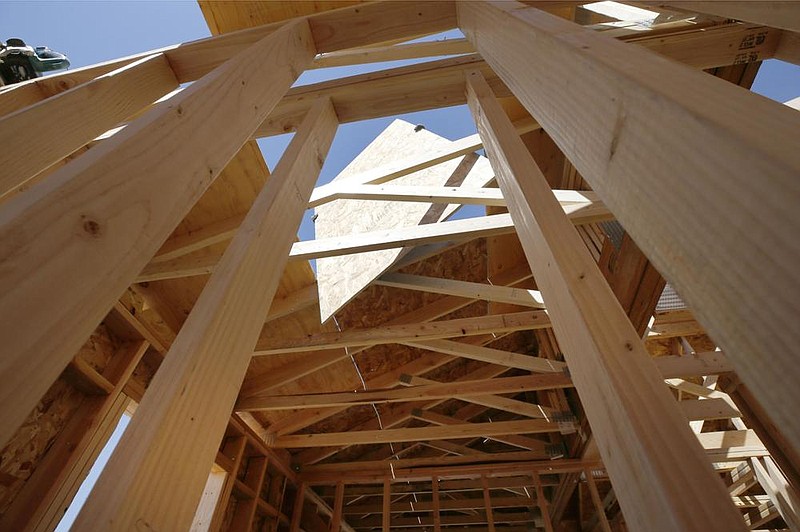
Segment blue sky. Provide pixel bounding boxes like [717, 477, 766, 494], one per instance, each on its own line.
[1, 1, 798, 528]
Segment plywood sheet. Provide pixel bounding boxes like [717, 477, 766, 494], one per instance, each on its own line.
[314, 119, 493, 321]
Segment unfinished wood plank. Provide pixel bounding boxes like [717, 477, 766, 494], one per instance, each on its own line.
[271, 419, 560, 448]
[463, 66, 744, 531]
[378, 272, 545, 309]
[460, 0, 800, 457]
[0, 21, 316, 451]
[0, 54, 178, 199]
[404, 338, 564, 373]
[313, 37, 473, 69]
[382, 478, 391, 532]
[401, 375, 554, 419]
[652, 351, 733, 378]
[482, 475, 497, 532]
[253, 310, 551, 355]
[331, 481, 345, 532]
[238, 374, 570, 411]
[71, 97, 338, 530]
[532, 472, 554, 532]
[290, 482, 306, 532]
[432, 476, 442, 532]
[585, 470, 612, 532]
[654, 2, 800, 33]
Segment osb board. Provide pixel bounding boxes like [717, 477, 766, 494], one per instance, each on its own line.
[0, 326, 118, 515]
[315, 119, 495, 321]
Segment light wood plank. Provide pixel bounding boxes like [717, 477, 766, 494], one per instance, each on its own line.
[313, 37, 472, 69]
[460, 0, 800, 457]
[401, 374, 555, 419]
[237, 374, 571, 412]
[331, 481, 345, 532]
[270, 419, 560, 448]
[482, 475, 497, 532]
[462, 66, 744, 531]
[253, 310, 551, 355]
[378, 272, 546, 309]
[532, 472, 554, 532]
[0, 20, 316, 450]
[71, 96, 338, 530]
[0, 54, 178, 199]
[654, 2, 800, 33]
[404, 338, 564, 372]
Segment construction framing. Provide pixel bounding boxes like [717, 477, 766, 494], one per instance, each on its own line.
[0, 1, 799, 531]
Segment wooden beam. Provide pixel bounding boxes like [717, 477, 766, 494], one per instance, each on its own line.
[0, 54, 178, 199]
[312, 37, 473, 69]
[379, 272, 546, 309]
[138, 191, 608, 282]
[271, 419, 560, 448]
[382, 478, 391, 532]
[0, 19, 316, 451]
[653, 2, 800, 33]
[482, 475, 497, 532]
[254, 310, 550, 355]
[401, 375, 555, 419]
[585, 470, 612, 532]
[461, 0, 800, 456]
[290, 482, 306, 532]
[346, 494, 534, 515]
[71, 97, 338, 529]
[404, 338, 564, 373]
[0, 1, 457, 118]
[462, 67, 744, 531]
[532, 471, 554, 532]
[432, 476, 442, 532]
[331, 481, 345, 532]
[238, 374, 571, 411]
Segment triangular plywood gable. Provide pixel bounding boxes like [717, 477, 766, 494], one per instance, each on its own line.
[314, 119, 494, 322]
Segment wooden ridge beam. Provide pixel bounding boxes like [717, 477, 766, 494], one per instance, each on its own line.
[270, 419, 560, 448]
[253, 309, 551, 355]
[71, 96, 338, 529]
[462, 0, 800, 459]
[0, 20, 315, 451]
[312, 37, 473, 69]
[461, 60, 744, 531]
[237, 373, 571, 412]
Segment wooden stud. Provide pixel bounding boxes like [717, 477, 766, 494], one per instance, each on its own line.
[460, 0, 800, 456]
[289, 482, 306, 532]
[71, 96, 338, 530]
[403, 338, 564, 373]
[0, 20, 316, 450]
[463, 68, 744, 530]
[585, 469, 613, 532]
[651, 2, 800, 32]
[210, 436, 247, 532]
[382, 477, 391, 532]
[532, 471, 554, 532]
[253, 310, 550, 355]
[481, 475, 497, 532]
[331, 481, 345, 532]
[432, 476, 442, 532]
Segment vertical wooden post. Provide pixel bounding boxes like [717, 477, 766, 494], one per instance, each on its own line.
[71, 96, 338, 531]
[382, 477, 391, 532]
[210, 436, 247, 532]
[459, 0, 800, 457]
[464, 69, 744, 531]
[481, 474, 496, 532]
[331, 481, 345, 532]
[0, 19, 316, 451]
[585, 469, 613, 532]
[290, 482, 306, 532]
[532, 471, 554, 532]
[432, 475, 441, 532]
